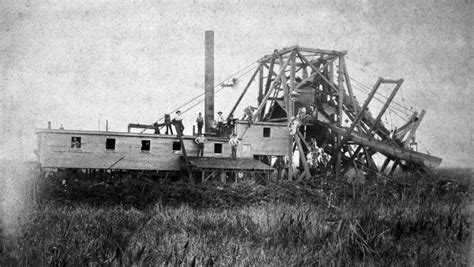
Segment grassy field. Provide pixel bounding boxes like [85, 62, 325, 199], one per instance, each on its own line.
[1, 167, 471, 266]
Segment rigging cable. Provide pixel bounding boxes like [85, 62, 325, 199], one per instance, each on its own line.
[155, 60, 258, 122]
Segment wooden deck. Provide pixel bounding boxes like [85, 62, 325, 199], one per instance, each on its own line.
[185, 157, 274, 171]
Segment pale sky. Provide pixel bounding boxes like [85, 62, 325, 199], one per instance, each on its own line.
[1, 0, 472, 167]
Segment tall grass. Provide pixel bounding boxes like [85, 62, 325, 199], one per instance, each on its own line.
[1, 168, 471, 265]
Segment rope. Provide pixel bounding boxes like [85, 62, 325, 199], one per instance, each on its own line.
[349, 81, 410, 122]
[349, 77, 412, 112]
[142, 60, 258, 130]
[166, 60, 258, 118]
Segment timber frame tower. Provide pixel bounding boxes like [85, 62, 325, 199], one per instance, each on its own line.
[228, 45, 441, 179]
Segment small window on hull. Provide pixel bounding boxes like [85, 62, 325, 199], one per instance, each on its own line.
[263, 127, 271, 138]
[141, 140, 150, 151]
[71, 137, 81, 148]
[106, 138, 116, 150]
[214, 143, 222, 154]
[173, 141, 181, 151]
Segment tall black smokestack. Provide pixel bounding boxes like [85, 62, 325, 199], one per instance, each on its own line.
[204, 31, 214, 134]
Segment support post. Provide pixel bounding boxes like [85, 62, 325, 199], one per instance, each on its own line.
[340, 78, 403, 176]
[328, 77, 383, 168]
[175, 125, 193, 182]
[335, 55, 344, 177]
[295, 134, 311, 180]
[260, 51, 277, 120]
[278, 52, 293, 180]
[258, 63, 264, 105]
[252, 58, 291, 120]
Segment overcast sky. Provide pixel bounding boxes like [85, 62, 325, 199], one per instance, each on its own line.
[1, 0, 472, 167]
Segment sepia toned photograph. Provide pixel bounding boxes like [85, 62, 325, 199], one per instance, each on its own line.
[1, 0, 472, 265]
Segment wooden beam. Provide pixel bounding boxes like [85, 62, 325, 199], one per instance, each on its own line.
[258, 64, 264, 105]
[295, 134, 311, 180]
[175, 125, 193, 182]
[297, 47, 347, 56]
[380, 79, 400, 84]
[290, 51, 296, 119]
[389, 160, 399, 175]
[227, 66, 260, 120]
[328, 77, 383, 168]
[340, 78, 404, 175]
[293, 58, 337, 92]
[261, 53, 277, 120]
[368, 79, 404, 135]
[380, 157, 391, 173]
[325, 123, 443, 169]
[278, 52, 293, 180]
[296, 51, 340, 95]
[253, 57, 291, 121]
[335, 55, 344, 177]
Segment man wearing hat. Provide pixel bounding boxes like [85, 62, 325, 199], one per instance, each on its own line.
[173, 110, 184, 134]
[216, 111, 224, 137]
[164, 114, 173, 135]
[196, 112, 204, 135]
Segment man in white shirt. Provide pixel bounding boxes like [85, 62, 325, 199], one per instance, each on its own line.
[195, 134, 207, 157]
[173, 110, 184, 134]
[228, 133, 240, 160]
[196, 112, 204, 135]
[216, 111, 224, 137]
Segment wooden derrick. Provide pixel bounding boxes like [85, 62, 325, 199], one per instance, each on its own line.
[231, 45, 442, 178]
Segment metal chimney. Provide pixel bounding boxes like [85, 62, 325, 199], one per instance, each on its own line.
[204, 31, 214, 134]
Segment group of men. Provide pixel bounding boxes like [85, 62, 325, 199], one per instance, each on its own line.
[153, 111, 184, 135]
[194, 133, 240, 159]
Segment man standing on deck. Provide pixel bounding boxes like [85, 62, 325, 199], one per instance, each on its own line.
[244, 106, 257, 127]
[196, 112, 204, 135]
[164, 114, 173, 135]
[153, 122, 161, 134]
[195, 134, 207, 157]
[173, 110, 184, 134]
[229, 133, 240, 160]
[216, 111, 224, 137]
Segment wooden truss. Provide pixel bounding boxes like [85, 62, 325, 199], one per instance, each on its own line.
[228, 46, 441, 179]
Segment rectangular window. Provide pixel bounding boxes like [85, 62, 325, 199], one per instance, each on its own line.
[172, 141, 181, 151]
[263, 127, 271, 138]
[71, 137, 81, 148]
[106, 138, 116, 150]
[141, 140, 150, 151]
[214, 143, 222, 153]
